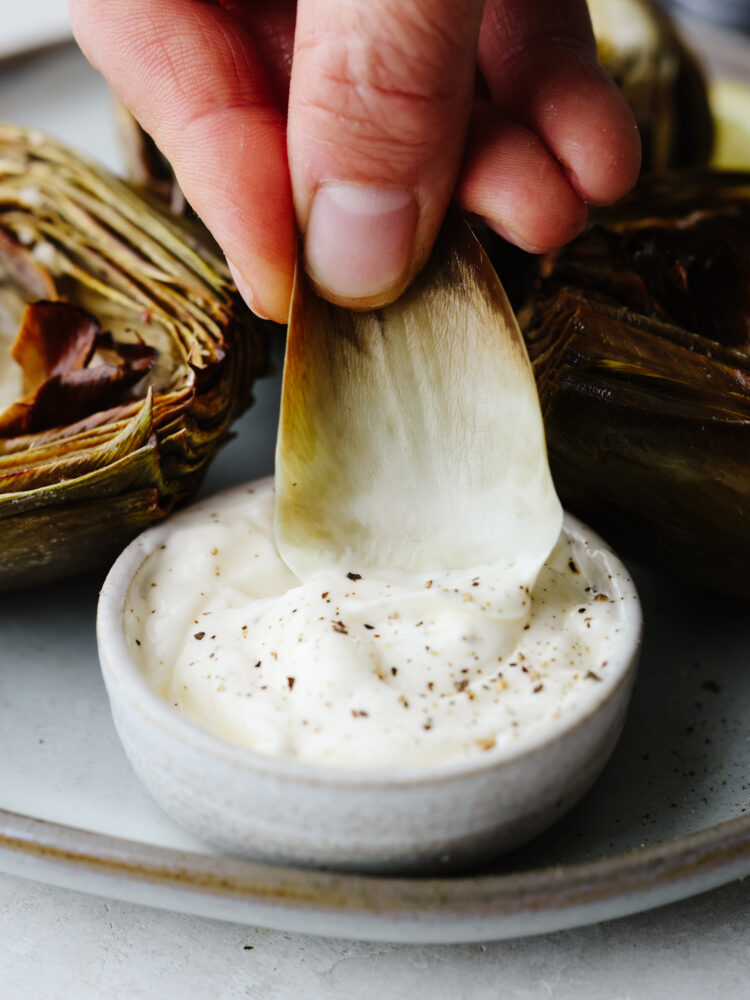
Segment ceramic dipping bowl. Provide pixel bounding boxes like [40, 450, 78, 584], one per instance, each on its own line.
[97, 485, 642, 875]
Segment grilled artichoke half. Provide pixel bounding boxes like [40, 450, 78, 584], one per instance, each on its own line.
[0, 124, 267, 588]
[589, 0, 713, 169]
[520, 170, 750, 596]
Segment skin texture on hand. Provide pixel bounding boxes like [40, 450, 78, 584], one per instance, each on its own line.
[69, 0, 641, 322]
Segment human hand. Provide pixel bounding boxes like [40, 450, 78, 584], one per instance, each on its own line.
[70, 0, 640, 323]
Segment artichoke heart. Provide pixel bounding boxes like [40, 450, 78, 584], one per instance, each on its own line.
[521, 170, 750, 596]
[0, 124, 267, 588]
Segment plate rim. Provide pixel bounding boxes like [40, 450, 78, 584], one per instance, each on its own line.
[1, 805, 749, 941]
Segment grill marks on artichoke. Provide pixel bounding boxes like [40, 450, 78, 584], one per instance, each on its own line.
[0, 124, 265, 587]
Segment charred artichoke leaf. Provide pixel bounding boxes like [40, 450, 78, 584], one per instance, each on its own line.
[0, 301, 158, 436]
[521, 170, 750, 595]
[0, 123, 267, 588]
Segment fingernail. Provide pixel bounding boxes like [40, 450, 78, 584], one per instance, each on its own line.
[304, 183, 418, 303]
[226, 258, 271, 320]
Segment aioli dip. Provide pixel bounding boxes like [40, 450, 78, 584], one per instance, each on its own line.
[126, 479, 634, 768]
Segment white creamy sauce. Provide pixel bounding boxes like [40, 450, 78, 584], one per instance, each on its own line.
[127, 480, 633, 768]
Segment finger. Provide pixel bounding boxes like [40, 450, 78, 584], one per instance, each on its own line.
[70, 0, 295, 322]
[478, 0, 641, 207]
[215, 1, 296, 113]
[287, 0, 486, 309]
[457, 102, 588, 252]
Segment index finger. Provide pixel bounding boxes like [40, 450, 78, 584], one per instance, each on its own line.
[69, 0, 296, 322]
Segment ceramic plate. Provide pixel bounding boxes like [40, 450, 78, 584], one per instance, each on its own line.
[0, 37, 748, 945]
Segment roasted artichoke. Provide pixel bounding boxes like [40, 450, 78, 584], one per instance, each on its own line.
[520, 170, 750, 596]
[0, 124, 267, 588]
[589, 0, 713, 169]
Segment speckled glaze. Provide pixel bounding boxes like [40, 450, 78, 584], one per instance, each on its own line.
[97, 485, 642, 874]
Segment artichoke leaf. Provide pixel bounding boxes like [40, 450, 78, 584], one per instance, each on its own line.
[276, 213, 562, 582]
[0, 439, 164, 518]
[0, 301, 157, 437]
[0, 488, 166, 587]
[11, 300, 100, 393]
[0, 391, 155, 495]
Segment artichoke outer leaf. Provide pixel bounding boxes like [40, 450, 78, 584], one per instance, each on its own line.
[275, 213, 562, 582]
[0, 488, 165, 589]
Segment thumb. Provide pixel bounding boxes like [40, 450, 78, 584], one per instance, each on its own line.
[288, 0, 485, 309]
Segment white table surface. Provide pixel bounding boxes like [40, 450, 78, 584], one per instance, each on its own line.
[0, 33, 749, 1000]
[0, 868, 747, 1000]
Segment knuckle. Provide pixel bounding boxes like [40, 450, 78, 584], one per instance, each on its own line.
[295, 22, 467, 162]
[495, 29, 596, 79]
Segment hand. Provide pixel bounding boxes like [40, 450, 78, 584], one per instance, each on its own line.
[70, 0, 640, 322]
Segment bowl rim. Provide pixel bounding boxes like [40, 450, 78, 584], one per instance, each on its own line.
[96, 478, 643, 790]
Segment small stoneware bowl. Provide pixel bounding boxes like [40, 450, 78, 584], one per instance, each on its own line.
[97, 484, 642, 875]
